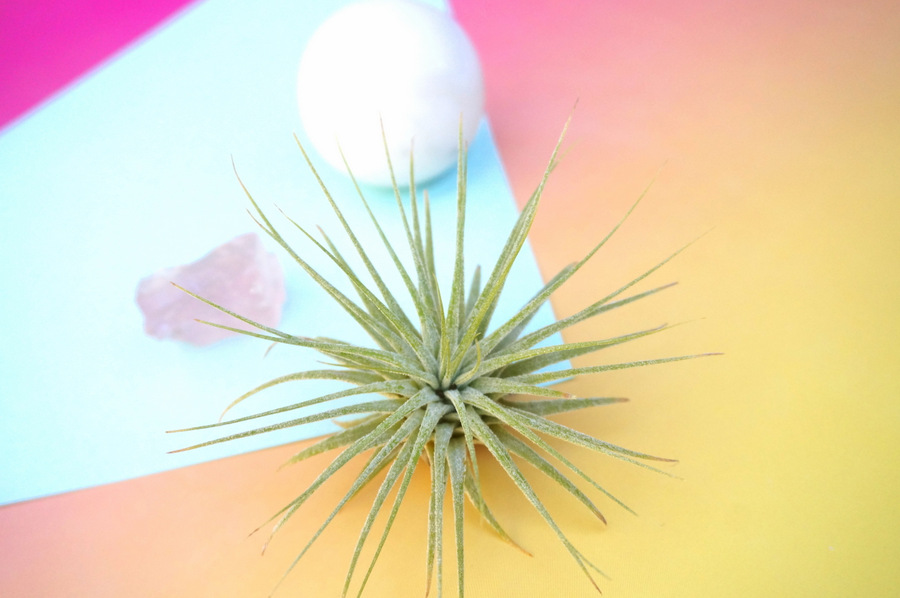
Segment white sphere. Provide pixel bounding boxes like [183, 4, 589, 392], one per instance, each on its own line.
[297, 0, 484, 186]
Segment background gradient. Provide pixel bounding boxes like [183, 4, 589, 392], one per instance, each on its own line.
[2, 0, 899, 596]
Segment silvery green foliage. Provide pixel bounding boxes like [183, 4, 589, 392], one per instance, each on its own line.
[172, 122, 709, 597]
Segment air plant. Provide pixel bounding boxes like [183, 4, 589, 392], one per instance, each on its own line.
[170, 120, 710, 597]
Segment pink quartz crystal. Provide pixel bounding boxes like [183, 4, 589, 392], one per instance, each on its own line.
[136, 233, 286, 346]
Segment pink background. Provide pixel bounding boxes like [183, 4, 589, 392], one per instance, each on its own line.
[0, 0, 197, 129]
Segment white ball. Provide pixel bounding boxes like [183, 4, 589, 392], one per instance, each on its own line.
[297, 0, 484, 187]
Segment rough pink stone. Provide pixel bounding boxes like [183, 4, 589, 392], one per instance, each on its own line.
[136, 233, 286, 346]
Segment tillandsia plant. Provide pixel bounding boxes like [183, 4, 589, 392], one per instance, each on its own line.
[169, 121, 711, 597]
